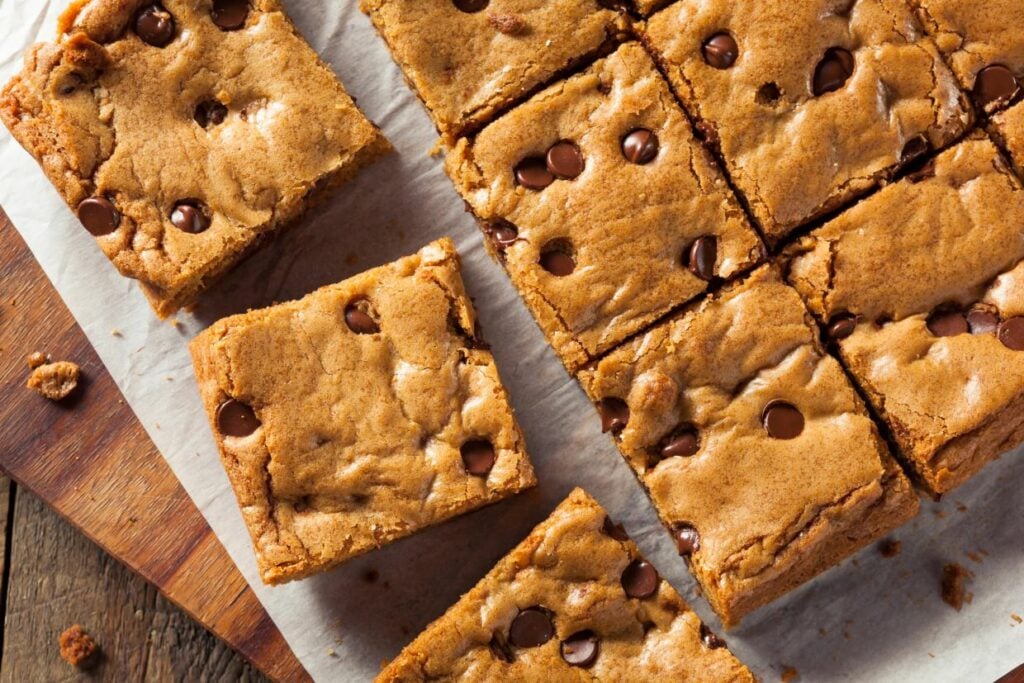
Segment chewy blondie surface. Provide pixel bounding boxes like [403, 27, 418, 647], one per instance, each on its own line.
[190, 238, 536, 584]
[377, 488, 753, 682]
[643, 0, 971, 243]
[993, 101, 1024, 178]
[1, 0, 390, 317]
[362, 0, 626, 140]
[447, 43, 763, 372]
[579, 266, 918, 626]
[785, 135, 1024, 495]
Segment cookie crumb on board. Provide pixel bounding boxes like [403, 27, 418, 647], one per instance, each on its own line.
[26, 351, 49, 369]
[878, 539, 902, 558]
[59, 624, 98, 668]
[781, 666, 799, 682]
[27, 360, 80, 401]
[941, 563, 973, 611]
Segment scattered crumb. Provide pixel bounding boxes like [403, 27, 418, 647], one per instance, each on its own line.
[879, 539, 902, 558]
[362, 569, 380, 584]
[1012, 613, 1022, 624]
[165, 376, 174, 382]
[933, 509, 947, 519]
[966, 551, 983, 563]
[487, 11, 527, 35]
[928, 652, 935, 658]
[26, 351, 49, 369]
[851, 558, 860, 567]
[111, 328, 123, 337]
[818, 628, 827, 637]
[27, 361, 80, 401]
[326, 648, 336, 657]
[941, 563, 973, 611]
[781, 666, 799, 682]
[955, 502, 968, 513]
[59, 625, 98, 668]
[170, 318, 182, 328]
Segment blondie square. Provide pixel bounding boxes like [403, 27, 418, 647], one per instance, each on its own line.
[579, 266, 918, 626]
[190, 238, 536, 584]
[911, 0, 1024, 113]
[377, 488, 753, 682]
[362, 0, 626, 140]
[1, 0, 390, 317]
[446, 43, 763, 372]
[785, 135, 1024, 495]
[993, 101, 1024, 178]
[643, 0, 971, 243]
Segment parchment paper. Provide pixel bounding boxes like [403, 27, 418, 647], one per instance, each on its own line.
[1, 1, 1022, 680]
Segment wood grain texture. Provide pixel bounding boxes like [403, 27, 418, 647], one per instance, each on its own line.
[0, 209, 308, 683]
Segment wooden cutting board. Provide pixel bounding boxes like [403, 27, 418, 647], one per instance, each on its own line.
[0, 209, 309, 683]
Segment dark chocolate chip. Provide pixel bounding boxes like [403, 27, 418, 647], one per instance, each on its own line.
[974, 64, 1020, 110]
[195, 100, 228, 127]
[514, 156, 554, 190]
[216, 399, 260, 437]
[700, 623, 726, 649]
[539, 243, 575, 276]
[345, 302, 380, 334]
[927, 310, 968, 337]
[907, 157, 937, 183]
[621, 560, 658, 599]
[560, 631, 599, 668]
[674, 524, 701, 555]
[460, 439, 497, 476]
[702, 33, 738, 69]
[597, 397, 629, 434]
[77, 197, 121, 236]
[602, 515, 629, 541]
[170, 201, 211, 233]
[660, 426, 699, 458]
[622, 129, 659, 165]
[813, 47, 855, 96]
[135, 4, 175, 47]
[546, 141, 584, 179]
[827, 313, 858, 340]
[453, 0, 489, 12]
[900, 135, 930, 165]
[762, 400, 804, 439]
[687, 236, 717, 281]
[211, 0, 249, 30]
[998, 317, 1024, 351]
[967, 308, 1000, 335]
[508, 607, 554, 648]
[489, 221, 519, 249]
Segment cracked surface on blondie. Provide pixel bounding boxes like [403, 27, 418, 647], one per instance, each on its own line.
[1, 0, 389, 317]
[377, 488, 753, 682]
[446, 44, 763, 372]
[643, 0, 971, 243]
[579, 267, 917, 626]
[785, 135, 1024, 494]
[190, 239, 535, 584]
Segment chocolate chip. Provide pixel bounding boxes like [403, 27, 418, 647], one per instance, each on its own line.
[514, 157, 554, 190]
[622, 129, 659, 165]
[927, 310, 968, 337]
[621, 560, 658, 599]
[597, 397, 629, 434]
[702, 33, 738, 69]
[195, 100, 228, 128]
[211, 0, 249, 30]
[460, 439, 496, 476]
[900, 135, 930, 165]
[907, 157, 937, 183]
[674, 524, 700, 555]
[998, 317, 1024, 351]
[560, 630, 599, 668]
[508, 607, 554, 648]
[967, 308, 999, 335]
[216, 399, 260, 437]
[699, 623, 725, 649]
[546, 141, 584, 179]
[77, 197, 120, 236]
[974, 64, 1020, 111]
[170, 201, 211, 233]
[489, 632, 515, 663]
[762, 400, 804, 439]
[345, 302, 380, 335]
[659, 426, 699, 458]
[135, 4, 175, 47]
[486, 221, 518, 256]
[827, 313, 858, 340]
[488, 12, 526, 36]
[539, 242, 575, 276]
[686, 236, 717, 281]
[602, 515, 629, 541]
[813, 47, 855, 96]
[453, 0, 489, 12]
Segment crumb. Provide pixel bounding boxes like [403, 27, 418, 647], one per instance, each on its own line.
[781, 666, 799, 682]
[170, 318, 181, 328]
[818, 627, 827, 637]
[879, 539, 902, 558]
[941, 563, 973, 611]
[326, 648, 336, 657]
[165, 376, 174, 382]
[955, 502, 968, 512]
[487, 11, 527, 35]
[362, 569, 380, 584]
[966, 551, 983, 563]
[27, 361, 80, 401]
[26, 351, 49, 369]
[1012, 613, 1022, 624]
[851, 558, 860, 567]
[933, 509, 946, 519]
[59, 624, 98, 668]
[111, 328, 123, 337]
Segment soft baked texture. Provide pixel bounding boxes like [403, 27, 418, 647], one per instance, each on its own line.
[785, 135, 1024, 495]
[446, 43, 763, 372]
[377, 488, 753, 682]
[190, 238, 536, 584]
[643, 0, 971, 243]
[993, 101, 1024, 178]
[579, 267, 918, 627]
[361, 0, 626, 140]
[1, 0, 390, 317]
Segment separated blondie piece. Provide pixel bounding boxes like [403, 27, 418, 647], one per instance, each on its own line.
[993, 101, 1024, 178]
[911, 0, 1024, 113]
[362, 0, 627, 140]
[643, 0, 971, 243]
[190, 239, 536, 584]
[785, 135, 1024, 496]
[1, 0, 390, 317]
[579, 267, 918, 627]
[447, 43, 763, 372]
[377, 488, 753, 682]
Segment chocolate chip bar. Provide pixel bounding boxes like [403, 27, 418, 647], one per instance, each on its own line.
[785, 134, 1024, 495]
[643, 0, 971, 243]
[377, 488, 753, 682]
[993, 101, 1024, 177]
[190, 238, 536, 584]
[446, 43, 763, 372]
[579, 266, 918, 626]
[361, 0, 627, 140]
[1, 0, 390, 317]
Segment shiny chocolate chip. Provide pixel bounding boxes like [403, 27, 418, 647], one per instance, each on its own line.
[687, 236, 717, 281]
[597, 397, 629, 434]
[974, 64, 1020, 111]
[622, 129, 659, 165]
[216, 399, 260, 437]
[827, 313, 858, 340]
[195, 100, 228, 128]
[345, 302, 380, 334]
[762, 400, 804, 439]
[998, 317, 1024, 351]
[927, 310, 968, 337]
[170, 201, 211, 233]
[77, 197, 121, 236]
[211, 0, 249, 30]
[674, 524, 701, 555]
[540, 242, 576, 276]
[546, 141, 584, 179]
[514, 156, 554, 190]
[135, 4, 175, 47]
[967, 308, 999, 335]
[700, 623, 726, 649]
[453, 0, 489, 12]
[508, 607, 554, 648]
[560, 631, 599, 667]
[460, 439, 496, 476]
[900, 135, 930, 165]
[659, 426, 699, 458]
[813, 47, 855, 96]
[602, 515, 629, 541]
[621, 560, 658, 599]
[702, 33, 738, 69]
[488, 221, 518, 249]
